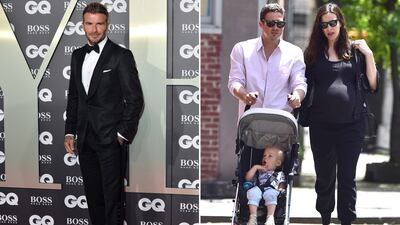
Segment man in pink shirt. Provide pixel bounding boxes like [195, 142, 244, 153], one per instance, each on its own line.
[228, 3, 307, 119]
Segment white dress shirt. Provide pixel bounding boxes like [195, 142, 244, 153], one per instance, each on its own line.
[228, 37, 307, 119]
[81, 37, 108, 94]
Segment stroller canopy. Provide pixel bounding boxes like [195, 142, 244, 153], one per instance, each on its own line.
[237, 108, 298, 152]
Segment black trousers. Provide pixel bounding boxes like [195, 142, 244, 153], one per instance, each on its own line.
[79, 125, 128, 225]
[309, 119, 364, 223]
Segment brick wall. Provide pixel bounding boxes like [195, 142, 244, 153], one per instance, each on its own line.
[201, 33, 222, 181]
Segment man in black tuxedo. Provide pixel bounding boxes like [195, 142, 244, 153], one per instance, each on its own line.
[64, 2, 144, 225]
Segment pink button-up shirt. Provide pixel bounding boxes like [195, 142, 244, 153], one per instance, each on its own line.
[228, 37, 307, 119]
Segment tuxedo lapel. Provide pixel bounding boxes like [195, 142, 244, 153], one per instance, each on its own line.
[87, 39, 114, 99]
[75, 49, 86, 95]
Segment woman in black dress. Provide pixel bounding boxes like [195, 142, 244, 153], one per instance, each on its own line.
[303, 3, 378, 225]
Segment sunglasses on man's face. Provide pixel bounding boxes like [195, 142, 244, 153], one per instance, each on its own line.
[263, 20, 286, 28]
[320, 19, 338, 29]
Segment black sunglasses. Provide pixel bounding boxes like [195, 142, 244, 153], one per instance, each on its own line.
[262, 20, 286, 28]
[320, 19, 338, 29]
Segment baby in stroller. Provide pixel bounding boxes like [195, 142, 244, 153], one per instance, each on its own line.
[245, 146, 286, 225]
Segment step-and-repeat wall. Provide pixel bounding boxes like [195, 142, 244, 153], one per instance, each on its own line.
[0, 0, 199, 224]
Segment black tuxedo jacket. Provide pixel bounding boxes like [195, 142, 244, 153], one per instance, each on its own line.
[65, 39, 144, 151]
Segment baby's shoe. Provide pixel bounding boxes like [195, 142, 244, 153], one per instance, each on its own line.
[265, 215, 275, 225]
[247, 214, 257, 225]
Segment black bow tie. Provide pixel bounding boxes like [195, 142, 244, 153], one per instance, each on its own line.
[85, 44, 99, 53]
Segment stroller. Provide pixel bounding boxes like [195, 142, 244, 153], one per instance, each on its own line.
[231, 108, 300, 225]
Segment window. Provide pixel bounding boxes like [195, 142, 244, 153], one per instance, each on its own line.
[201, 0, 222, 33]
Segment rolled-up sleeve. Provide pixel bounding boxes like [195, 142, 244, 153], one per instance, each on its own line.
[228, 43, 246, 95]
[289, 48, 307, 94]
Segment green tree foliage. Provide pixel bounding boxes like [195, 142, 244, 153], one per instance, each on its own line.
[335, 0, 400, 162]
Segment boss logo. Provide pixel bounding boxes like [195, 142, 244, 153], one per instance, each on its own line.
[64, 21, 84, 36]
[179, 135, 199, 149]
[179, 202, 199, 213]
[40, 174, 54, 183]
[64, 195, 87, 209]
[181, 23, 199, 33]
[30, 196, 53, 206]
[0, 132, 5, 141]
[38, 88, 52, 102]
[26, 44, 49, 59]
[25, 1, 51, 14]
[2, 3, 13, 12]
[0, 192, 18, 206]
[138, 198, 165, 212]
[31, 68, 50, 78]
[179, 90, 199, 104]
[180, 0, 199, 13]
[180, 159, 199, 169]
[29, 215, 54, 225]
[66, 218, 89, 225]
[101, 0, 127, 13]
[107, 23, 126, 34]
[39, 131, 53, 145]
[65, 176, 84, 186]
[0, 151, 4, 164]
[39, 155, 52, 164]
[63, 66, 71, 80]
[64, 45, 80, 55]
[179, 44, 199, 59]
[140, 222, 163, 225]
[64, 1, 87, 10]
[181, 114, 199, 125]
[38, 112, 51, 122]
[181, 69, 199, 78]
[0, 109, 3, 121]
[178, 179, 199, 189]
[0, 173, 5, 181]
[27, 24, 50, 35]
[0, 214, 17, 224]
[64, 153, 80, 166]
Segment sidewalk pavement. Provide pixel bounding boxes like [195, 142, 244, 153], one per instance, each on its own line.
[200, 129, 400, 224]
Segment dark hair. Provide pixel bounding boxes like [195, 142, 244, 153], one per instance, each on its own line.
[304, 3, 351, 65]
[83, 2, 109, 21]
[259, 3, 285, 21]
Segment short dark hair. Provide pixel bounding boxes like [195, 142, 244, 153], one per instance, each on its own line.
[83, 2, 109, 21]
[259, 3, 285, 21]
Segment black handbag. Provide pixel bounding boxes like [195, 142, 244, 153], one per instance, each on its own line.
[353, 48, 379, 140]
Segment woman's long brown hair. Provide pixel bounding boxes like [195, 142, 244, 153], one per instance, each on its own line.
[304, 3, 351, 65]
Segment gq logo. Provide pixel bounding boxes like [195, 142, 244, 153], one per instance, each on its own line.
[63, 66, 71, 79]
[39, 131, 53, 145]
[0, 151, 4, 164]
[64, 153, 80, 166]
[64, 21, 84, 36]
[179, 90, 199, 104]
[178, 179, 199, 189]
[38, 88, 52, 102]
[0, 192, 18, 205]
[26, 44, 49, 59]
[138, 198, 165, 212]
[64, 195, 87, 209]
[40, 174, 54, 183]
[101, 0, 127, 13]
[25, 1, 51, 14]
[29, 215, 54, 225]
[179, 44, 199, 59]
[179, 135, 199, 149]
[179, 0, 199, 12]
